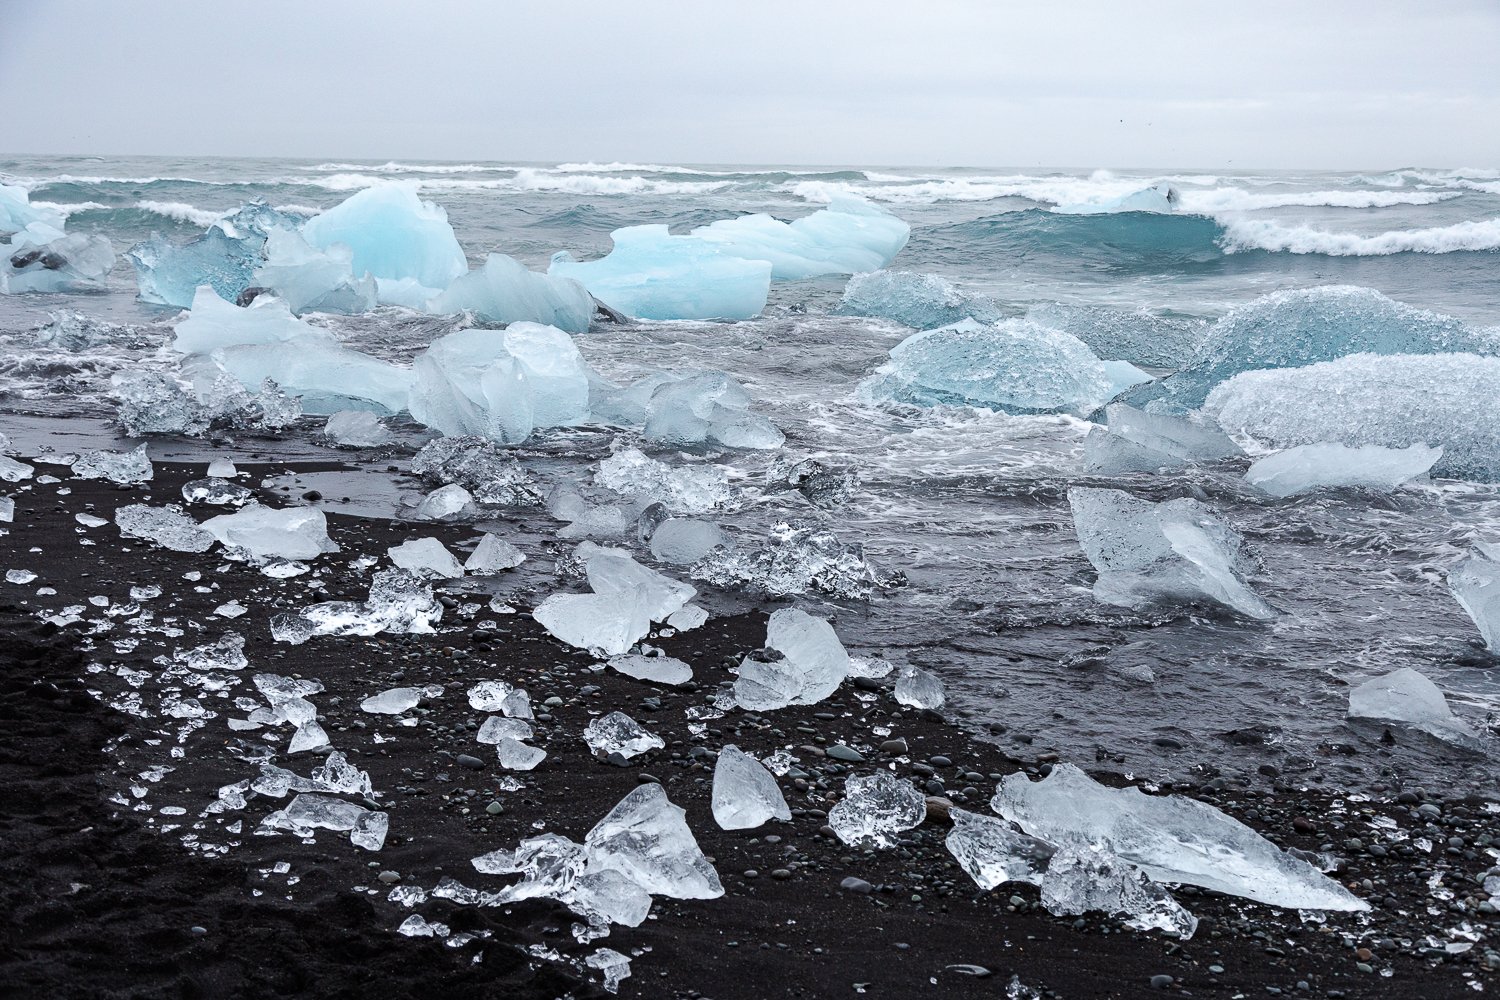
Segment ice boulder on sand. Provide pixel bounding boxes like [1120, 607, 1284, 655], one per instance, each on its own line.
[689, 196, 909, 279]
[1204, 352, 1500, 481]
[1449, 545, 1500, 651]
[993, 763, 1368, 911]
[711, 745, 791, 830]
[549, 226, 771, 321]
[3, 223, 116, 294]
[733, 608, 850, 711]
[1067, 487, 1274, 619]
[430, 253, 595, 333]
[201, 503, 338, 560]
[388, 537, 464, 578]
[533, 543, 695, 656]
[1347, 667, 1476, 741]
[301, 183, 467, 293]
[827, 770, 926, 848]
[1245, 443, 1441, 497]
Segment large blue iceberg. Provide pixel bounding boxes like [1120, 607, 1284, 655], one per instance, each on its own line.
[301, 183, 468, 294]
[252, 228, 377, 314]
[690, 196, 909, 279]
[129, 201, 305, 308]
[430, 252, 595, 333]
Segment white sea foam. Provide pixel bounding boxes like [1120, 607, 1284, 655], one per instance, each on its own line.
[135, 200, 226, 227]
[1179, 189, 1462, 212]
[1221, 216, 1500, 255]
[304, 170, 736, 196]
[32, 200, 110, 216]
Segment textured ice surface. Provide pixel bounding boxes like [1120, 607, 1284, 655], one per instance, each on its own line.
[944, 807, 1051, 889]
[607, 653, 693, 686]
[583, 784, 723, 899]
[692, 520, 899, 599]
[648, 518, 731, 564]
[214, 335, 411, 416]
[71, 444, 153, 485]
[496, 738, 547, 770]
[410, 436, 542, 506]
[202, 504, 336, 560]
[549, 226, 771, 321]
[388, 538, 464, 578]
[586, 948, 632, 994]
[1123, 286, 1498, 411]
[1105, 403, 1241, 462]
[115, 504, 215, 552]
[1246, 443, 1441, 497]
[260, 793, 388, 852]
[302, 183, 467, 291]
[1068, 487, 1274, 619]
[3, 223, 116, 294]
[733, 608, 849, 711]
[893, 664, 946, 710]
[324, 410, 393, 447]
[839, 269, 1005, 330]
[360, 687, 422, 715]
[252, 227, 377, 314]
[583, 711, 664, 759]
[711, 745, 791, 830]
[862, 318, 1114, 415]
[993, 764, 1368, 910]
[467, 679, 534, 718]
[1205, 352, 1500, 481]
[1450, 547, 1500, 650]
[274, 568, 442, 643]
[477, 716, 535, 743]
[1026, 302, 1205, 369]
[416, 483, 473, 520]
[111, 365, 303, 437]
[595, 448, 732, 514]
[430, 253, 595, 333]
[0, 456, 34, 482]
[128, 200, 303, 307]
[827, 770, 926, 848]
[182, 478, 252, 505]
[642, 372, 783, 450]
[1347, 667, 1476, 740]
[689, 196, 909, 279]
[464, 533, 526, 574]
[1040, 843, 1198, 938]
[1082, 427, 1185, 475]
[533, 591, 653, 657]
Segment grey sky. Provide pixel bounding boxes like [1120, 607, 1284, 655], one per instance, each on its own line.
[4, 0, 1497, 168]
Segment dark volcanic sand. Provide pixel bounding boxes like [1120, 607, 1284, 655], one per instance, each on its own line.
[0, 457, 1495, 999]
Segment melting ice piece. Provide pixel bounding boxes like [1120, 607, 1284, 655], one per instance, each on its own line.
[477, 716, 535, 743]
[388, 537, 464, 578]
[1246, 443, 1441, 497]
[693, 520, 899, 600]
[1026, 302, 1205, 370]
[0, 497, 12, 522]
[1053, 183, 1180, 215]
[1104, 403, 1242, 462]
[595, 448, 734, 514]
[172, 285, 338, 355]
[202, 503, 337, 560]
[361, 687, 423, 715]
[860, 318, 1114, 415]
[1040, 843, 1198, 939]
[1347, 667, 1477, 740]
[464, 533, 525, 574]
[178, 633, 248, 672]
[689, 196, 909, 279]
[944, 807, 1051, 890]
[583, 783, 724, 899]
[496, 738, 547, 770]
[1067, 487, 1274, 620]
[1203, 352, 1500, 481]
[586, 948, 632, 994]
[416, 484, 473, 520]
[1450, 547, 1500, 650]
[430, 253, 595, 333]
[992, 763, 1368, 911]
[71, 444, 153, 485]
[275, 568, 442, 643]
[0, 456, 34, 482]
[642, 372, 784, 450]
[261, 793, 388, 851]
[207, 458, 237, 478]
[648, 518, 731, 565]
[324, 410, 393, 448]
[214, 335, 412, 416]
[1122, 286, 1497, 412]
[534, 543, 694, 655]
[468, 680, 534, 718]
[583, 711, 664, 759]
[665, 604, 708, 631]
[182, 478, 252, 505]
[411, 436, 542, 506]
[711, 745, 791, 830]
[2, 223, 115, 294]
[734, 608, 850, 711]
[1083, 427, 1185, 475]
[128, 200, 303, 307]
[116, 503, 215, 552]
[549, 225, 771, 321]
[251, 227, 377, 314]
[0, 183, 63, 235]
[839, 269, 1004, 331]
[827, 770, 926, 848]
[302, 183, 468, 291]
[607, 653, 693, 686]
[893, 665, 946, 710]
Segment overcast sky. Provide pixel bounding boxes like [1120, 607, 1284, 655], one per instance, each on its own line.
[3, 0, 1497, 168]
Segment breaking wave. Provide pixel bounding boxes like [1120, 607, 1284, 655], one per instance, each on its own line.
[1221, 217, 1500, 255]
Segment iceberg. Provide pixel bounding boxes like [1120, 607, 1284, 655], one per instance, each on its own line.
[429, 253, 595, 333]
[861, 318, 1115, 415]
[1245, 443, 1441, 497]
[3, 223, 116, 294]
[1450, 546, 1500, 650]
[711, 745, 791, 830]
[1122, 286, 1497, 412]
[1067, 487, 1274, 619]
[213, 338, 411, 416]
[827, 770, 927, 848]
[251, 227, 377, 315]
[1204, 353, 1500, 481]
[201, 503, 337, 560]
[301, 183, 467, 291]
[1104, 403, 1242, 461]
[549, 225, 771, 321]
[733, 608, 850, 711]
[992, 764, 1367, 911]
[1347, 667, 1476, 740]
[689, 196, 909, 279]
[838, 269, 1005, 331]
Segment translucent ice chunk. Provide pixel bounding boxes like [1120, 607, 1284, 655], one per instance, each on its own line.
[1053, 183, 1179, 215]
[0, 183, 62, 235]
[586, 948, 632, 994]
[839, 269, 1004, 331]
[202, 503, 337, 560]
[3, 223, 115, 294]
[1026, 301, 1205, 370]
[1104, 403, 1242, 462]
[0, 456, 33, 482]
[1067, 487, 1274, 619]
[464, 533, 525, 574]
[533, 591, 651, 656]
[496, 738, 547, 771]
[1246, 443, 1441, 498]
[128, 200, 304, 307]
[277, 568, 442, 643]
[827, 770, 926, 848]
[361, 687, 422, 715]
[583, 711, 664, 759]
[182, 478, 252, 505]
[893, 664, 946, 710]
[944, 807, 1051, 889]
[607, 653, 693, 686]
[992, 763, 1368, 911]
[387, 538, 464, 579]
[1450, 547, 1500, 650]
[416, 484, 473, 520]
[582, 542, 696, 619]
[173, 285, 338, 355]
[430, 253, 595, 333]
[115, 503, 215, 552]
[583, 783, 724, 899]
[1040, 843, 1198, 938]
[302, 183, 468, 291]
[410, 436, 542, 506]
[251, 227, 377, 315]
[71, 443, 153, 485]
[642, 372, 783, 450]
[733, 608, 850, 712]
[214, 336, 411, 416]
[711, 745, 791, 830]
[595, 448, 733, 514]
[468, 680, 534, 718]
[690, 196, 909, 279]
[665, 604, 708, 631]
[549, 225, 771, 321]
[476, 716, 535, 743]
[1082, 427, 1185, 475]
[693, 520, 900, 600]
[648, 518, 730, 565]
[1347, 667, 1476, 739]
[324, 410, 393, 448]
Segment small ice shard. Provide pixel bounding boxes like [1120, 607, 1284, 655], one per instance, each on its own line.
[351, 811, 390, 851]
[583, 711, 664, 759]
[583, 783, 724, 899]
[496, 738, 547, 771]
[115, 503, 215, 552]
[1067, 487, 1274, 620]
[893, 665, 946, 711]
[648, 518, 731, 565]
[642, 372, 784, 450]
[7, 569, 38, 584]
[430, 252, 595, 333]
[71, 444, 153, 485]
[711, 745, 791, 830]
[302, 183, 468, 291]
[608, 653, 693, 686]
[477, 716, 535, 744]
[388, 537, 464, 579]
[549, 225, 771, 321]
[1245, 443, 1441, 498]
[1347, 667, 1477, 740]
[689, 196, 909, 279]
[324, 410, 393, 448]
[733, 608, 850, 711]
[288, 720, 330, 753]
[411, 436, 542, 506]
[992, 763, 1368, 911]
[360, 687, 423, 715]
[207, 458, 237, 478]
[1451, 546, 1500, 650]
[595, 448, 733, 514]
[665, 604, 708, 631]
[1040, 843, 1198, 939]
[178, 633, 248, 672]
[275, 568, 442, 643]
[827, 770, 926, 848]
[181, 477, 252, 505]
[586, 948, 632, 994]
[2, 223, 115, 294]
[202, 503, 337, 560]
[467, 680, 533, 718]
[416, 484, 473, 520]
[395, 914, 441, 938]
[860, 318, 1115, 415]
[944, 807, 1051, 889]
[0, 456, 34, 482]
[310, 751, 375, 796]
[463, 533, 525, 574]
[692, 520, 901, 600]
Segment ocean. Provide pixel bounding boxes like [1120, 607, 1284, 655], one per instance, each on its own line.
[3, 154, 1498, 796]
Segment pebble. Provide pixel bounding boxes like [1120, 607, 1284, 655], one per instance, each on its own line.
[826, 745, 864, 763]
[840, 877, 873, 894]
[454, 754, 484, 770]
[485, 801, 503, 815]
[1149, 974, 1174, 989]
[879, 738, 909, 754]
[376, 871, 401, 884]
